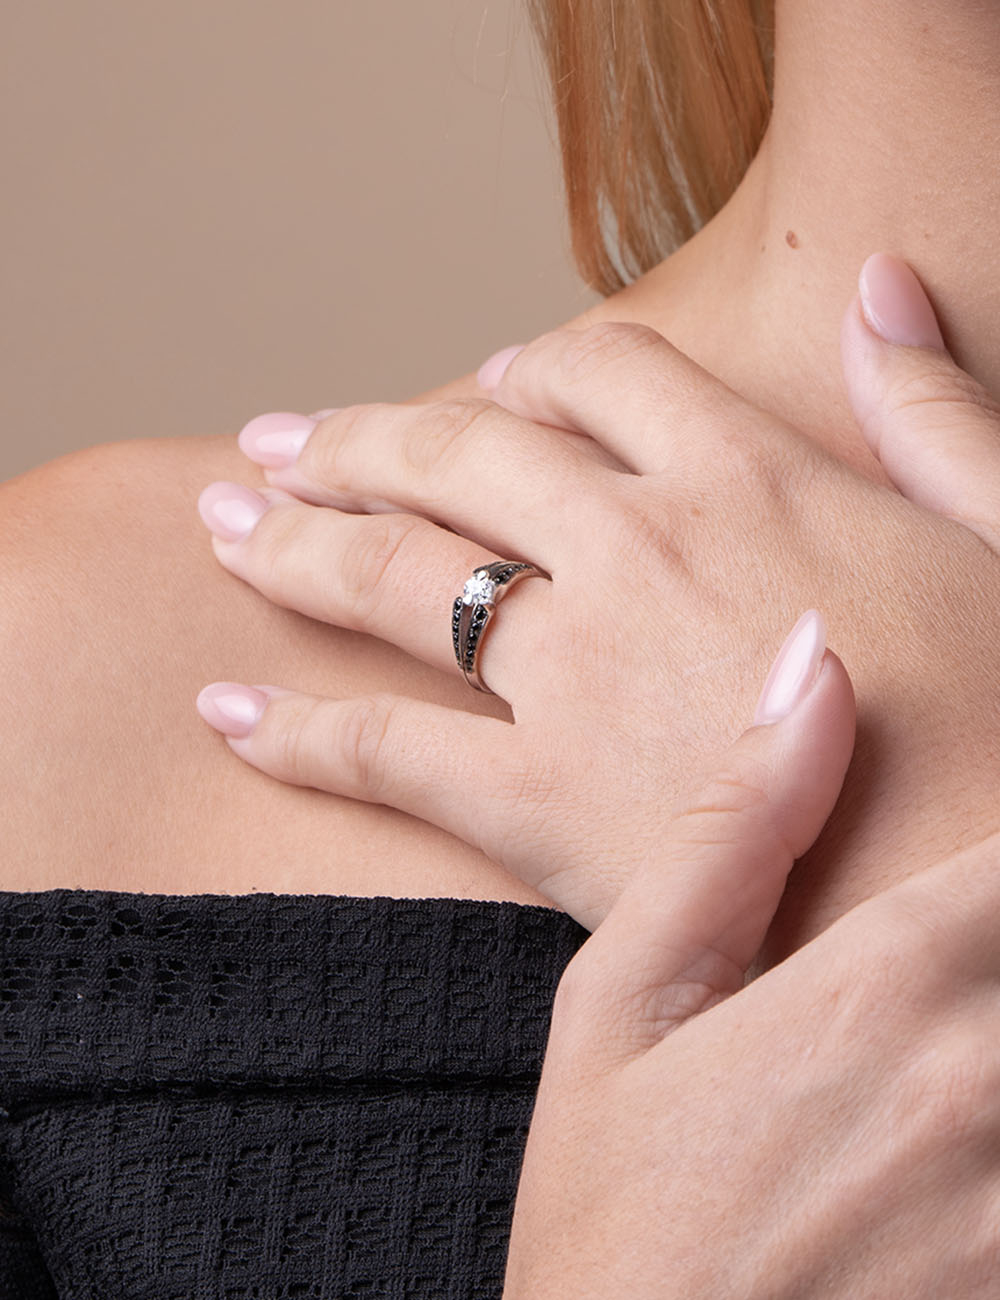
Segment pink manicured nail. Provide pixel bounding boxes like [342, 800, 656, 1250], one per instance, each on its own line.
[477, 344, 525, 392]
[753, 610, 827, 725]
[858, 253, 945, 350]
[198, 481, 269, 541]
[238, 411, 317, 468]
[196, 682, 270, 738]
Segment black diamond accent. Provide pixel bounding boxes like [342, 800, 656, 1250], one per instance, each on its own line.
[451, 597, 463, 661]
[464, 612, 487, 670]
[494, 563, 528, 586]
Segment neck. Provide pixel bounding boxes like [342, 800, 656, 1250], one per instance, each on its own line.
[630, 0, 1000, 474]
[605, 0, 1000, 960]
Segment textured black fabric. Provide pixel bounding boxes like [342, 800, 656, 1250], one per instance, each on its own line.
[0, 889, 589, 1299]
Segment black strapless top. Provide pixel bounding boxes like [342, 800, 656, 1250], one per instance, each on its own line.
[0, 890, 590, 1299]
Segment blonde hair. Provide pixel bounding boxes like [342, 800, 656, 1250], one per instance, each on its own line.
[525, 0, 775, 296]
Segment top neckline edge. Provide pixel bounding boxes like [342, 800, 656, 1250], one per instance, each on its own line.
[0, 887, 573, 919]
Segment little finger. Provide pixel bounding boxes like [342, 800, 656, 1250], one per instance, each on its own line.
[195, 682, 522, 854]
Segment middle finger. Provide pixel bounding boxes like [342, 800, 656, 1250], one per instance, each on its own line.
[238, 398, 615, 571]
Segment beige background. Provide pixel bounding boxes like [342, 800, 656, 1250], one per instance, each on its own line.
[0, 1, 597, 482]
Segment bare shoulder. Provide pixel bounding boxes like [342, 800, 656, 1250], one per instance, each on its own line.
[0, 384, 552, 906]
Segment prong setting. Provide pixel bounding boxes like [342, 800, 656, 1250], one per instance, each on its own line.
[452, 560, 545, 694]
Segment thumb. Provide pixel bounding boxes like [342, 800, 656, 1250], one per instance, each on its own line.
[555, 610, 856, 1068]
[841, 251, 1000, 551]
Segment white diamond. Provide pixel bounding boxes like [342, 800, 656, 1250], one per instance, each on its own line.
[462, 570, 496, 605]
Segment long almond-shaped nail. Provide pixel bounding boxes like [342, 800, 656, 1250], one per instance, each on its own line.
[197, 482, 269, 541]
[196, 682, 270, 738]
[858, 253, 945, 350]
[238, 412, 317, 468]
[753, 610, 827, 725]
[477, 344, 525, 392]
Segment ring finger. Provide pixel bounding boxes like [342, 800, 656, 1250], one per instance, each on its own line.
[197, 481, 551, 700]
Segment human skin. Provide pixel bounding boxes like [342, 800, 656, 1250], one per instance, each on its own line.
[195, 357, 1000, 1294]
[1, 0, 998, 935]
[504, 688, 1000, 1296]
[195, 259, 1000, 956]
[499, 426, 1000, 1295]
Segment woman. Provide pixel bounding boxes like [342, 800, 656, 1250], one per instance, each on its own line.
[1, 0, 998, 1293]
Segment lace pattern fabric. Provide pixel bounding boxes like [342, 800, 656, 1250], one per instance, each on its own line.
[0, 890, 589, 1299]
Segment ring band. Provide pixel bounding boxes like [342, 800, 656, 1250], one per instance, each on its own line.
[451, 560, 545, 694]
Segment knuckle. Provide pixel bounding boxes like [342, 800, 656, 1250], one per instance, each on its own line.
[671, 760, 789, 856]
[245, 500, 305, 580]
[888, 363, 1000, 423]
[308, 402, 389, 491]
[556, 321, 665, 387]
[338, 514, 424, 623]
[400, 397, 497, 479]
[711, 421, 771, 480]
[335, 693, 399, 800]
[678, 763, 771, 820]
[709, 417, 807, 504]
[842, 890, 959, 1012]
[268, 695, 323, 788]
[607, 495, 686, 585]
[873, 890, 956, 972]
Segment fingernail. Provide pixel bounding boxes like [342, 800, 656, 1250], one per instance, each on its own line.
[196, 682, 270, 738]
[197, 481, 270, 541]
[237, 411, 317, 468]
[477, 344, 525, 392]
[308, 408, 340, 421]
[858, 253, 945, 350]
[753, 610, 827, 725]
